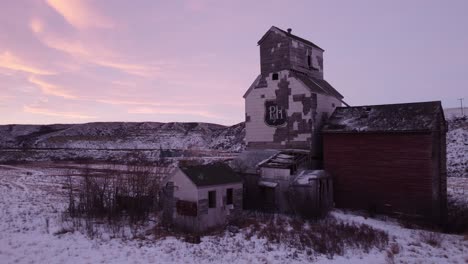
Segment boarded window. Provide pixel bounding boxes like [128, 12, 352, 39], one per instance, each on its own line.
[176, 200, 197, 216]
[208, 190, 216, 208]
[226, 188, 233, 205]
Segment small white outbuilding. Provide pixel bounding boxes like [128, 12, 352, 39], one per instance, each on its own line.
[162, 163, 243, 233]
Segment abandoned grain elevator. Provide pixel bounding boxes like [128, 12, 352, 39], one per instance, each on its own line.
[241, 26, 341, 215]
[244, 26, 346, 164]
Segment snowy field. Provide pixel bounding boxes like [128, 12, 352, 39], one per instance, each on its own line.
[0, 163, 466, 264]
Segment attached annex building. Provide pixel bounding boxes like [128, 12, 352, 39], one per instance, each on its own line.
[322, 102, 447, 224]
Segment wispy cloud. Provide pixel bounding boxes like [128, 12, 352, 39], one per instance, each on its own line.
[23, 105, 96, 119]
[32, 29, 162, 77]
[29, 18, 44, 34]
[0, 95, 15, 104]
[93, 58, 161, 77]
[46, 0, 114, 29]
[0, 52, 56, 75]
[28, 75, 76, 99]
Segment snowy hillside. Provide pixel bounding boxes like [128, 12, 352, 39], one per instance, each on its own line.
[447, 116, 468, 177]
[0, 122, 245, 162]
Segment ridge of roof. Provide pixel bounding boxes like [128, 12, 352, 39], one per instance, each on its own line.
[334, 101, 441, 110]
[291, 71, 344, 99]
[257, 26, 324, 51]
[243, 71, 345, 101]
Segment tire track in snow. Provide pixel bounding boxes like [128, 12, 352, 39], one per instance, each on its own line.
[0, 165, 44, 192]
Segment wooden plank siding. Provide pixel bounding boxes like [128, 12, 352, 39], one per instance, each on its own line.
[323, 132, 445, 223]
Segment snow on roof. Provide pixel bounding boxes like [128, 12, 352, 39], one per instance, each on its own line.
[258, 180, 278, 188]
[257, 149, 310, 169]
[293, 170, 329, 185]
[323, 101, 444, 133]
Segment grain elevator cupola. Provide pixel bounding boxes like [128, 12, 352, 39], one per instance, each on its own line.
[243, 26, 346, 160]
[257, 26, 325, 79]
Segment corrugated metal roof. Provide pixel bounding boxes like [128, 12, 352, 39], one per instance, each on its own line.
[258, 149, 310, 169]
[322, 101, 444, 133]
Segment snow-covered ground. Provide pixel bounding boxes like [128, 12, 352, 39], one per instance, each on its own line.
[447, 117, 468, 178]
[0, 163, 466, 264]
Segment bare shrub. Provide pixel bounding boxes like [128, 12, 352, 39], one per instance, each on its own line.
[385, 242, 400, 264]
[64, 157, 165, 238]
[420, 231, 444, 247]
[389, 242, 400, 255]
[232, 213, 389, 258]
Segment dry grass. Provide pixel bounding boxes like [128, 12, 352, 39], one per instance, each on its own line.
[420, 231, 444, 247]
[231, 213, 389, 258]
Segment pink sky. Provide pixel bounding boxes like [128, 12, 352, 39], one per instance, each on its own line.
[0, 0, 467, 125]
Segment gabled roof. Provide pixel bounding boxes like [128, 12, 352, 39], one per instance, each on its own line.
[292, 71, 344, 99]
[322, 101, 445, 133]
[243, 72, 345, 101]
[180, 163, 242, 187]
[257, 26, 324, 51]
[243, 74, 261, 98]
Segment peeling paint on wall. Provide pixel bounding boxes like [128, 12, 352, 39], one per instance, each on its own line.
[245, 27, 343, 152]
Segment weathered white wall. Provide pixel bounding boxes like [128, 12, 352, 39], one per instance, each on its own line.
[170, 169, 198, 202]
[169, 171, 243, 232]
[245, 70, 312, 145]
[245, 69, 340, 150]
[196, 183, 243, 231]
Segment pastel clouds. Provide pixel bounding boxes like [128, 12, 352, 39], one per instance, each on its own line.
[46, 0, 114, 29]
[23, 105, 97, 119]
[0, 52, 56, 75]
[30, 22, 160, 77]
[0, 1, 466, 125]
[29, 18, 45, 34]
[28, 75, 76, 99]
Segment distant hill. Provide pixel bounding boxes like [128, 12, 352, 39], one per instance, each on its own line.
[0, 115, 465, 178]
[0, 122, 245, 162]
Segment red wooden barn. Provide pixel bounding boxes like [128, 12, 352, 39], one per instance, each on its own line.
[322, 101, 447, 224]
